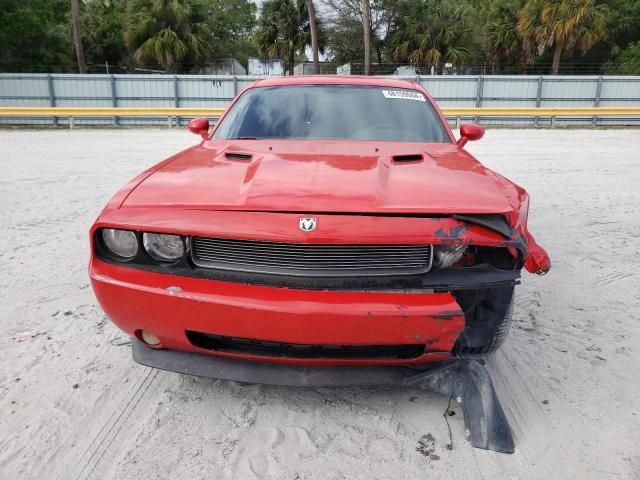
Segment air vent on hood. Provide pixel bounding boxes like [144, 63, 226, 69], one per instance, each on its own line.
[392, 154, 423, 162]
[225, 152, 253, 161]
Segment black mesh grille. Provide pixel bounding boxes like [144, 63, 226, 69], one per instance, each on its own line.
[186, 331, 426, 359]
[190, 237, 432, 277]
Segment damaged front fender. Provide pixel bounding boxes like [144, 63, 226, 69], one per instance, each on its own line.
[523, 231, 551, 275]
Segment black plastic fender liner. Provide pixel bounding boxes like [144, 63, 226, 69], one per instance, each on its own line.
[402, 360, 515, 453]
[132, 341, 514, 453]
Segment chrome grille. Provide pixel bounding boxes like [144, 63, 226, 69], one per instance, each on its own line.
[191, 237, 432, 277]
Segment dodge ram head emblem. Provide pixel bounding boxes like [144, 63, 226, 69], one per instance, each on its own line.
[299, 217, 317, 232]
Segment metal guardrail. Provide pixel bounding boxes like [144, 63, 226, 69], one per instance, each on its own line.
[0, 107, 227, 128]
[2, 74, 639, 127]
[1, 106, 639, 128]
[443, 107, 640, 116]
[0, 107, 227, 116]
[444, 107, 640, 127]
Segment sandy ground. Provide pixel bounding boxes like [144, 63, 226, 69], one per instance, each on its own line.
[0, 128, 639, 479]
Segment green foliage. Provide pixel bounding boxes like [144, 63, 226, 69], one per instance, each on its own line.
[0, 0, 637, 74]
[254, 0, 325, 74]
[605, 41, 640, 74]
[483, 0, 526, 68]
[82, 0, 128, 70]
[0, 0, 74, 72]
[124, 0, 212, 72]
[206, 0, 258, 68]
[387, 0, 472, 72]
[604, 0, 640, 49]
[518, 0, 609, 73]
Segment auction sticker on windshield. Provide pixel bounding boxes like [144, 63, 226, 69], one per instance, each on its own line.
[381, 90, 426, 102]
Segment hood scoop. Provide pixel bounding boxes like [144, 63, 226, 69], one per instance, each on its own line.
[225, 152, 253, 161]
[392, 153, 423, 163]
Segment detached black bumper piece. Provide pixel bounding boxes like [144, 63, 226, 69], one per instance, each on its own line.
[132, 340, 515, 454]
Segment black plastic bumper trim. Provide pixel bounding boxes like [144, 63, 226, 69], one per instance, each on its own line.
[132, 340, 515, 453]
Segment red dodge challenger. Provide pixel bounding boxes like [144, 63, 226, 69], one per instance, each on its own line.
[89, 76, 550, 383]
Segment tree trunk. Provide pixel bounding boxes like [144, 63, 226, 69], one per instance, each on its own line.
[518, 47, 530, 74]
[71, 0, 86, 73]
[288, 47, 295, 76]
[551, 41, 563, 75]
[361, 0, 371, 75]
[306, 0, 320, 74]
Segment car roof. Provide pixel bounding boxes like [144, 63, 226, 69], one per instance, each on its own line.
[253, 75, 420, 89]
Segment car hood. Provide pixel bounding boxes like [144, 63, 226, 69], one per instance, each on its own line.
[121, 140, 520, 215]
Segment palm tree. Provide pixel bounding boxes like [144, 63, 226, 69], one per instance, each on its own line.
[388, 0, 472, 74]
[71, 0, 86, 73]
[124, 0, 211, 72]
[306, 0, 320, 73]
[361, 0, 371, 75]
[484, 0, 525, 73]
[518, 0, 609, 74]
[255, 0, 321, 75]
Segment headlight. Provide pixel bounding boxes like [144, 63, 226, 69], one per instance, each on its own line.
[101, 228, 138, 259]
[143, 233, 184, 261]
[433, 245, 466, 269]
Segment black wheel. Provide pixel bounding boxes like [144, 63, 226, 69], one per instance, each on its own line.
[453, 286, 515, 355]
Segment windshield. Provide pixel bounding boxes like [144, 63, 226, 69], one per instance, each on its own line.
[213, 85, 450, 143]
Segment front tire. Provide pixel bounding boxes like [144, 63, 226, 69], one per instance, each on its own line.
[453, 286, 515, 355]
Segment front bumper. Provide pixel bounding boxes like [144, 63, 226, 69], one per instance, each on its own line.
[90, 257, 471, 366]
[132, 340, 515, 454]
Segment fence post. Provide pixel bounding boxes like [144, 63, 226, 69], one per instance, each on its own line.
[233, 76, 238, 96]
[173, 75, 180, 128]
[47, 74, 57, 127]
[593, 76, 603, 127]
[474, 75, 483, 123]
[110, 74, 118, 126]
[535, 76, 543, 127]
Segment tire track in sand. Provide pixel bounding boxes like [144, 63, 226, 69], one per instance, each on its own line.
[71, 368, 159, 480]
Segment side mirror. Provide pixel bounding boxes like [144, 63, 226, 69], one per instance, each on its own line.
[187, 117, 210, 139]
[457, 123, 484, 148]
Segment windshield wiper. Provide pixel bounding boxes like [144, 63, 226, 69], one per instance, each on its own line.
[228, 136, 259, 140]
